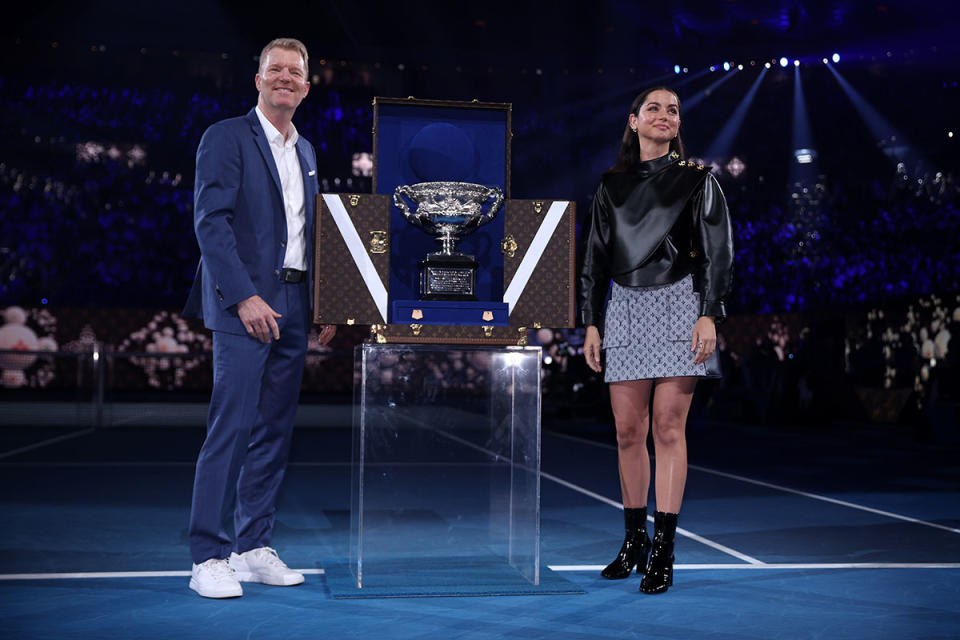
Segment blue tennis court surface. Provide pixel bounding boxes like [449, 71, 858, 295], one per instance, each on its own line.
[1, 417, 958, 639]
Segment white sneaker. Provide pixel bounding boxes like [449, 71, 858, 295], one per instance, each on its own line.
[229, 547, 304, 586]
[189, 558, 243, 598]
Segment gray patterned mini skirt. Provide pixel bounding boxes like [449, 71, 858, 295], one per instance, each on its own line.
[602, 275, 718, 382]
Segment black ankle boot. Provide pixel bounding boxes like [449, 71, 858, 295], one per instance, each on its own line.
[601, 507, 650, 580]
[639, 511, 678, 594]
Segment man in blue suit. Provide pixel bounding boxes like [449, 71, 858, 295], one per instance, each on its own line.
[183, 37, 336, 598]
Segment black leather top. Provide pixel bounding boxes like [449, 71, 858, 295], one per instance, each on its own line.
[578, 152, 734, 327]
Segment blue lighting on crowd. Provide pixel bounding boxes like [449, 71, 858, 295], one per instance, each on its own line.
[3, 51, 959, 319]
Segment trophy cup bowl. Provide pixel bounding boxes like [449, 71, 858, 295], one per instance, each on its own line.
[393, 181, 504, 300]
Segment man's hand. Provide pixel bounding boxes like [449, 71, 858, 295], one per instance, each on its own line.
[584, 325, 603, 373]
[316, 324, 336, 346]
[691, 316, 717, 365]
[237, 295, 282, 343]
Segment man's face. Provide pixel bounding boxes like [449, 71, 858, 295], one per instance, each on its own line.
[255, 47, 310, 113]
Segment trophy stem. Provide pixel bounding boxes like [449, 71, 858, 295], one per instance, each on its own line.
[439, 236, 456, 255]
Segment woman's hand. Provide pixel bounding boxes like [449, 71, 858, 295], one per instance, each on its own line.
[584, 325, 603, 373]
[691, 316, 717, 364]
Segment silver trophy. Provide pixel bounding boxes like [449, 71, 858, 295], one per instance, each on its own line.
[393, 181, 504, 300]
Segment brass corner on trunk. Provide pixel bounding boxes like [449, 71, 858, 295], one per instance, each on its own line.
[501, 235, 517, 258]
[370, 324, 387, 343]
[369, 230, 388, 254]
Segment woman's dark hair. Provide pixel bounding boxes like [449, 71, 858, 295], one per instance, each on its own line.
[608, 86, 686, 173]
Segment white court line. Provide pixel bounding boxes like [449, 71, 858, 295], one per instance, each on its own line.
[0, 569, 325, 581]
[0, 461, 494, 468]
[0, 428, 96, 460]
[427, 426, 763, 565]
[547, 431, 960, 536]
[4, 564, 958, 581]
[549, 563, 960, 571]
[686, 463, 960, 536]
[541, 470, 763, 565]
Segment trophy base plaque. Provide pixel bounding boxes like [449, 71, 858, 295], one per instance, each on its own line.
[419, 253, 478, 301]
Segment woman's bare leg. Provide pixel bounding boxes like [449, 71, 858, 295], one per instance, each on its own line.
[650, 376, 697, 513]
[609, 379, 654, 508]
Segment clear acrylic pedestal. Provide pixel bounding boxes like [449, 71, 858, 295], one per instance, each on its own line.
[342, 343, 545, 597]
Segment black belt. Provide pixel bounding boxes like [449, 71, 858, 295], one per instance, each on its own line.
[279, 268, 307, 283]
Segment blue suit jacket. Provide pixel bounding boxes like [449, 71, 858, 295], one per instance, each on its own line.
[184, 108, 318, 335]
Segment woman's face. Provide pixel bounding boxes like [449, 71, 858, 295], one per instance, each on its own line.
[629, 89, 680, 148]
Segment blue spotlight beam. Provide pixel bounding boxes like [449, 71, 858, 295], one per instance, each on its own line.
[791, 65, 817, 185]
[537, 69, 680, 124]
[792, 65, 814, 150]
[825, 63, 927, 170]
[673, 66, 712, 90]
[825, 64, 898, 139]
[585, 67, 718, 128]
[685, 69, 740, 112]
[704, 67, 768, 159]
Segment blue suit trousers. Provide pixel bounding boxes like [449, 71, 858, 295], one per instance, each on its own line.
[188, 280, 309, 564]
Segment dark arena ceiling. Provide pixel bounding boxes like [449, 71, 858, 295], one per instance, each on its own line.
[7, 1, 960, 72]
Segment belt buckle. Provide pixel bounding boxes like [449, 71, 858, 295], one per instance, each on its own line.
[280, 268, 304, 283]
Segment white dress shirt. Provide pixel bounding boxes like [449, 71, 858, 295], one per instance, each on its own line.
[255, 106, 306, 271]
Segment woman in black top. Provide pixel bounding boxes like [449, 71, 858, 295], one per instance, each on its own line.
[579, 87, 734, 594]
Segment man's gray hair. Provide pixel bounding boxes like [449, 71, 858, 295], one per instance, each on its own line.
[258, 38, 309, 75]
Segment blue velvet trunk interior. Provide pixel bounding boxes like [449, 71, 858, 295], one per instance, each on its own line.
[375, 104, 508, 324]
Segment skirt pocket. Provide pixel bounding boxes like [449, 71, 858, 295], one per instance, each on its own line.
[665, 281, 700, 342]
[602, 299, 630, 350]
